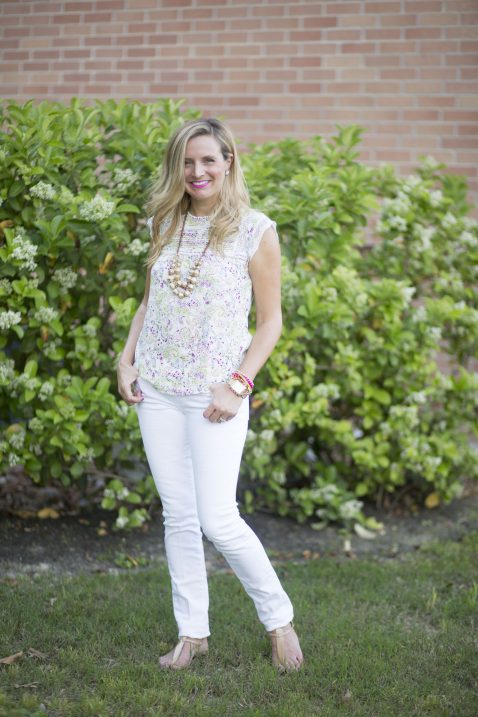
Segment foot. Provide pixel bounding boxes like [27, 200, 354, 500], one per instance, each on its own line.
[159, 636, 208, 670]
[267, 621, 304, 672]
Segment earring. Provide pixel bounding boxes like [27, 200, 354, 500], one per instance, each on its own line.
[225, 170, 230, 175]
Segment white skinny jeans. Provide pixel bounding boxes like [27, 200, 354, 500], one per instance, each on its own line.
[135, 375, 294, 638]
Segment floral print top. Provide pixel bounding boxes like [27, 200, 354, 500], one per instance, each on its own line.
[133, 209, 277, 395]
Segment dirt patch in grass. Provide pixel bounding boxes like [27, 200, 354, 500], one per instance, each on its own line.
[1, 478, 477, 579]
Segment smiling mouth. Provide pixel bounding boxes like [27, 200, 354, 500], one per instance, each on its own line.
[190, 180, 210, 188]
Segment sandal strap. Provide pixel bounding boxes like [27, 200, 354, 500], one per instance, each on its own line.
[171, 636, 204, 664]
[267, 620, 294, 638]
[267, 621, 295, 666]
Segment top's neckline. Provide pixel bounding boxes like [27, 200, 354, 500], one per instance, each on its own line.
[184, 213, 210, 222]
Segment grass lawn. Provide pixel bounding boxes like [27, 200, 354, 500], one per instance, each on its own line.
[1, 531, 477, 717]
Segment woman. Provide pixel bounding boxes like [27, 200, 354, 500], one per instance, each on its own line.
[117, 118, 304, 672]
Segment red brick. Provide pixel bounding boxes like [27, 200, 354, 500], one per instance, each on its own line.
[380, 14, 418, 27]
[342, 42, 377, 53]
[380, 69, 417, 80]
[364, 2, 402, 11]
[326, 2, 363, 13]
[379, 41, 418, 53]
[444, 111, 478, 121]
[405, 28, 443, 39]
[365, 29, 401, 40]
[405, 1, 442, 9]
[457, 124, 478, 135]
[290, 31, 323, 42]
[83, 12, 114, 22]
[323, 29, 362, 41]
[52, 14, 81, 23]
[443, 137, 478, 149]
[447, 27, 478, 39]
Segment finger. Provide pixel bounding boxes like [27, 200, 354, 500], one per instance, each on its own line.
[203, 403, 214, 419]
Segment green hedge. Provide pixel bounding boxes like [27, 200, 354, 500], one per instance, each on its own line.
[1, 98, 477, 534]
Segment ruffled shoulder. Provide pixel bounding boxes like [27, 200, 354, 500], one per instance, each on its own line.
[239, 208, 278, 261]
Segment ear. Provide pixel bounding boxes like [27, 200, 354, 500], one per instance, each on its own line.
[226, 153, 233, 171]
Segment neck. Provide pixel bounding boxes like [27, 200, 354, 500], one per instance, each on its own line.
[188, 198, 216, 217]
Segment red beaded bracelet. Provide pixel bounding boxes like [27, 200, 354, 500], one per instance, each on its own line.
[232, 370, 254, 390]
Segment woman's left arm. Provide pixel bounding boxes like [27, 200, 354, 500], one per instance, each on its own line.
[204, 226, 281, 421]
[238, 225, 282, 381]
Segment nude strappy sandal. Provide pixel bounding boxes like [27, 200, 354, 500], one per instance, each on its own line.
[267, 621, 304, 672]
[159, 636, 208, 670]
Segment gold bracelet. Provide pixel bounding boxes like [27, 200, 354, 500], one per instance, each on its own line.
[227, 377, 251, 399]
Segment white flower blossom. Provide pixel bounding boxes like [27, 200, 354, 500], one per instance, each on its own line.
[0, 310, 22, 330]
[0, 279, 13, 295]
[28, 417, 43, 433]
[428, 190, 443, 207]
[422, 155, 440, 171]
[323, 287, 337, 302]
[53, 267, 77, 290]
[124, 238, 149, 256]
[339, 499, 363, 520]
[33, 306, 60, 324]
[412, 305, 427, 322]
[8, 428, 26, 450]
[408, 391, 427, 405]
[427, 326, 442, 342]
[414, 224, 434, 250]
[442, 212, 457, 230]
[0, 359, 15, 383]
[260, 429, 274, 442]
[315, 483, 339, 502]
[117, 487, 130, 500]
[463, 217, 478, 230]
[115, 515, 129, 529]
[30, 181, 56, 200]
[103, 488, 115, 499]
[83, 323, 97, 338]
[314, 382, 340, 400]
[403, 175, 421, 192]
[11, 236, 38, 271]
[79, 194, 115, 222]
[400, 286, 416, 306]
[38, 382, 54, 400]
[113, 167, 138, 193]
[15, 374, 38, 391]
[459, 231, 478, 247]
[43, 337, 62, 359]
[388, 215, 407, 232]
[8, 452, 21, 466]
[425, 456, 442, 469]
[117, 269, 136, 288]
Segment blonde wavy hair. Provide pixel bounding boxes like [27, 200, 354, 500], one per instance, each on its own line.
[143, 118, 250, 268]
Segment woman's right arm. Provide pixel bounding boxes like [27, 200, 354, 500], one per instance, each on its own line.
[116, 265, 152, 405]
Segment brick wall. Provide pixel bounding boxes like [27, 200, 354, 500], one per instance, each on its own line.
[1, 0, 477, 203]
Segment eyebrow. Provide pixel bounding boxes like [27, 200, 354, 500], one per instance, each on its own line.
[184, 154, 217, 161]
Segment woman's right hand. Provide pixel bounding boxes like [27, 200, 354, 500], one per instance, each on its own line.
[117, 362, 144, 405]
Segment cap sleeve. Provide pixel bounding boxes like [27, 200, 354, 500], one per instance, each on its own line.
[246, 212, 278, 262]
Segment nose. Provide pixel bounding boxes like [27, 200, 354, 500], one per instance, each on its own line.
[192, 162, 204, 178]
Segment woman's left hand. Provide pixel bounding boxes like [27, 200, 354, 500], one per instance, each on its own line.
[203, 382, 243, 423]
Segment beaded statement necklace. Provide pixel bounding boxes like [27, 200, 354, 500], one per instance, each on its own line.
[167, 206, 212, 299]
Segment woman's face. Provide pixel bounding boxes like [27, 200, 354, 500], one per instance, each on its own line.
[183, 134, 232, 210]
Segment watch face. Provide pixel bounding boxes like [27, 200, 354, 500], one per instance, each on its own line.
[229, 378, 248, 397]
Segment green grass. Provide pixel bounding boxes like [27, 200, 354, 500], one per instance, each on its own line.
[1, 533, 477, 717]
